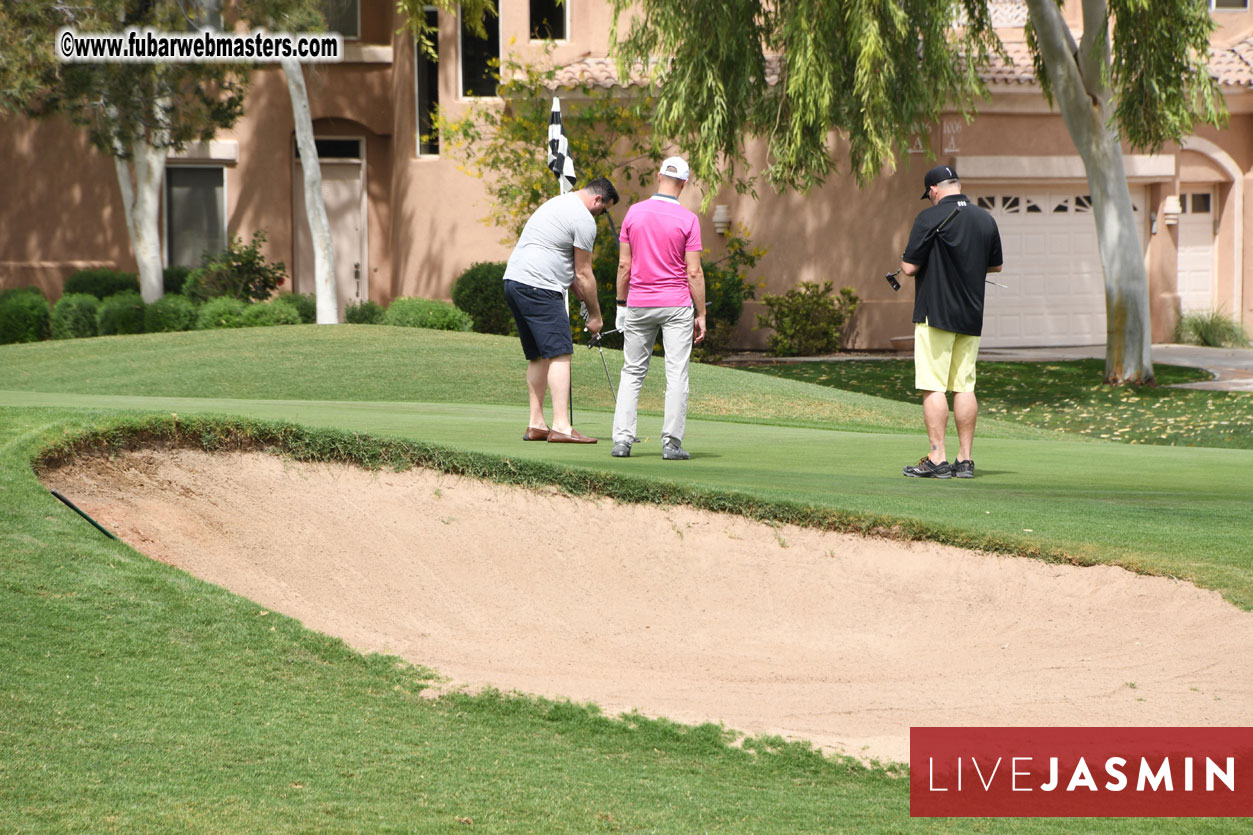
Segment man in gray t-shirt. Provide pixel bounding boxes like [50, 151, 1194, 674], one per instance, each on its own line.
[502, 177, 618, 445]
[504, 193, 597, 293]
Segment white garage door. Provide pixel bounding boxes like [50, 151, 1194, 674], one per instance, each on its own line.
[1176, 188, 1216, 314]
[966, 187, 1145, 347]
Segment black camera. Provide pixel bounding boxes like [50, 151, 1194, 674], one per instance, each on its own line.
[884, 270, 901, 292]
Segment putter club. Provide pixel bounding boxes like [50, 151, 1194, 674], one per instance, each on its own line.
[885, 268, 1006, 290]
[586, 330, 617, 400]
[578, 302, 617, 400]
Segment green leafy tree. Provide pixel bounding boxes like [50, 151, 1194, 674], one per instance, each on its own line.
[397, 1, 497, 65]
[231, 0, 343, 323]
[436, 50, 661, 238]
[0, 1, 249, 303]
[611, 0, 1226, 385]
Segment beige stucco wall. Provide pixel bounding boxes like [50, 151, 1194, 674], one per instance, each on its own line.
[1211, 7, 1253, 42]
[387, 10, 514, 304]
[0, 115, 134, 297]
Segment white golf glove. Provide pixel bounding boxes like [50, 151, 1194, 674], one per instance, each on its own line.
[615, 305, 628, 333]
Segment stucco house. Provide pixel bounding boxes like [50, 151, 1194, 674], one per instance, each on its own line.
[2, 0, 1250, 349]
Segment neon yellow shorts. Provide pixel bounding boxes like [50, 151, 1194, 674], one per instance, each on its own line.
[914, 321, 980, 392]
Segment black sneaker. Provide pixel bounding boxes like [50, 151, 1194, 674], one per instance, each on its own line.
[953, 459, 974, 479]
[903, 457, 952, 478]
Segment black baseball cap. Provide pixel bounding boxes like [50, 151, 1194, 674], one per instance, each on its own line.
[921, 165, 958, 199]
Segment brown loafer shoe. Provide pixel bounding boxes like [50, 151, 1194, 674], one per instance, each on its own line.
[547, 428, 598, 444]
[522, 427, 549, 441]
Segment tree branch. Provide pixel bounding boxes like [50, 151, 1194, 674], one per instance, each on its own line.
[1024, 0, 1092, 111]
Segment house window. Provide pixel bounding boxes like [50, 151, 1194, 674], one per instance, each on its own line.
[1190, 193, 1212, 214]
[460, 1, 499, 97]
[1211, 0, 1248, 9]
[166, 167, 225, 267]
[321, 0, 360, 39]
[530, 0, 567, 40]
[294, 138, 363, 160]
[416, 7, 440, 155]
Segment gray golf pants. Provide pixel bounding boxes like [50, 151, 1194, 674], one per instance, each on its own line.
[612, 305, 694, 447]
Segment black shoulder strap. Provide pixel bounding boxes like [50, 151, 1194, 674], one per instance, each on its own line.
[923, 206, 961, 245]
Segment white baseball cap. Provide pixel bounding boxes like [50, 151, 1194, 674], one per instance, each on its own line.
[660, 156, 690, 182]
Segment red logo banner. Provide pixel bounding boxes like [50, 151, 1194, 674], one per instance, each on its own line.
[910, 727, 1253, 817]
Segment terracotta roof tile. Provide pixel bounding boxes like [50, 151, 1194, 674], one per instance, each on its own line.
[1210, 36, 1253, 87]
[983, 40, 1036, 86]
[546, 57, 647, 90]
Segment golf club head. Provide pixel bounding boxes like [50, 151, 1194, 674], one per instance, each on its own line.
[885, 271, 901, 292]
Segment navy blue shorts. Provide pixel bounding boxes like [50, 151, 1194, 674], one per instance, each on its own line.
[504, 280, 573, 360]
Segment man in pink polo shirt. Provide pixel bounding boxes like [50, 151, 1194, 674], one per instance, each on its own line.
[610, 156, 706, 460]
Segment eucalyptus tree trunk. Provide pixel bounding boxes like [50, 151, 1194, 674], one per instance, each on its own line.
[114, 132, 169, 304]
[1025, 0, 1154, 384]
[282, 57, 338, 324]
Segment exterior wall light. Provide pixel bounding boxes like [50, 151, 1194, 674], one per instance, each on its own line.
[712, 204, 732, 235]
[1162, 195, 1182, 226]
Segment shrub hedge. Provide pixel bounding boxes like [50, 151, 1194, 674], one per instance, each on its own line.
[51, 293, 101, 340]
[95, 291, 146, 336]
[0, 291, 52, 344]
[241, 299, 302, 327]
[144, 294, 198, 333]
[345, 299, 385, 325]
[383, 297, 473, 332]
[285, 292, 317, 324]
[756, 282, 859, 357]
[0, 286, 47, 302]
[64, 268, 140, 299]
[164, 265, 193, 296]
[195, 297, 247, 330]
[451, 262, 513, 335]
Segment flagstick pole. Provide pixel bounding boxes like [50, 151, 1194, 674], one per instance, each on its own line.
[566, 196, 573, 430]
[549, 97, 578, 430]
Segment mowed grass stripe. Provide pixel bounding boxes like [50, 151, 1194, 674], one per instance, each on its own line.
[8, 389, 1252, 610]
[0, 325, 1054, 440]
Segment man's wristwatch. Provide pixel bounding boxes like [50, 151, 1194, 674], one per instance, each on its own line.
[616, 299, 627, 305]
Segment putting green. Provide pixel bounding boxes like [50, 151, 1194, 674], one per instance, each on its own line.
[6, 388, 1250, 607]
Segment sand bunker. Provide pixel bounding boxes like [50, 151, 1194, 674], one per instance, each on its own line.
[43, 448, 1253, 763]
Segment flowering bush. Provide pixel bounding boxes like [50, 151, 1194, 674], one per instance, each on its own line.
[183, 231, 288, 303]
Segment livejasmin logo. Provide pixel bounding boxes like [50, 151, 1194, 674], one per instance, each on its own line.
[928, 752, 1235, 793]
[910, 727, 1253, 817]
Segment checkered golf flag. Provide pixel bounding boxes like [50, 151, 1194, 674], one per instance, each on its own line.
[547, 97, 575, 195]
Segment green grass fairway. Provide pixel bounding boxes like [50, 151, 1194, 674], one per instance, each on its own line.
[0, 325, 1052, 439]
[3, 326, 1252, 832]
[745, 357, 1253, 449]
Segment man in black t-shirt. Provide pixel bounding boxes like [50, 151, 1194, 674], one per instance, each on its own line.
[899, 165, 1003, 479]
